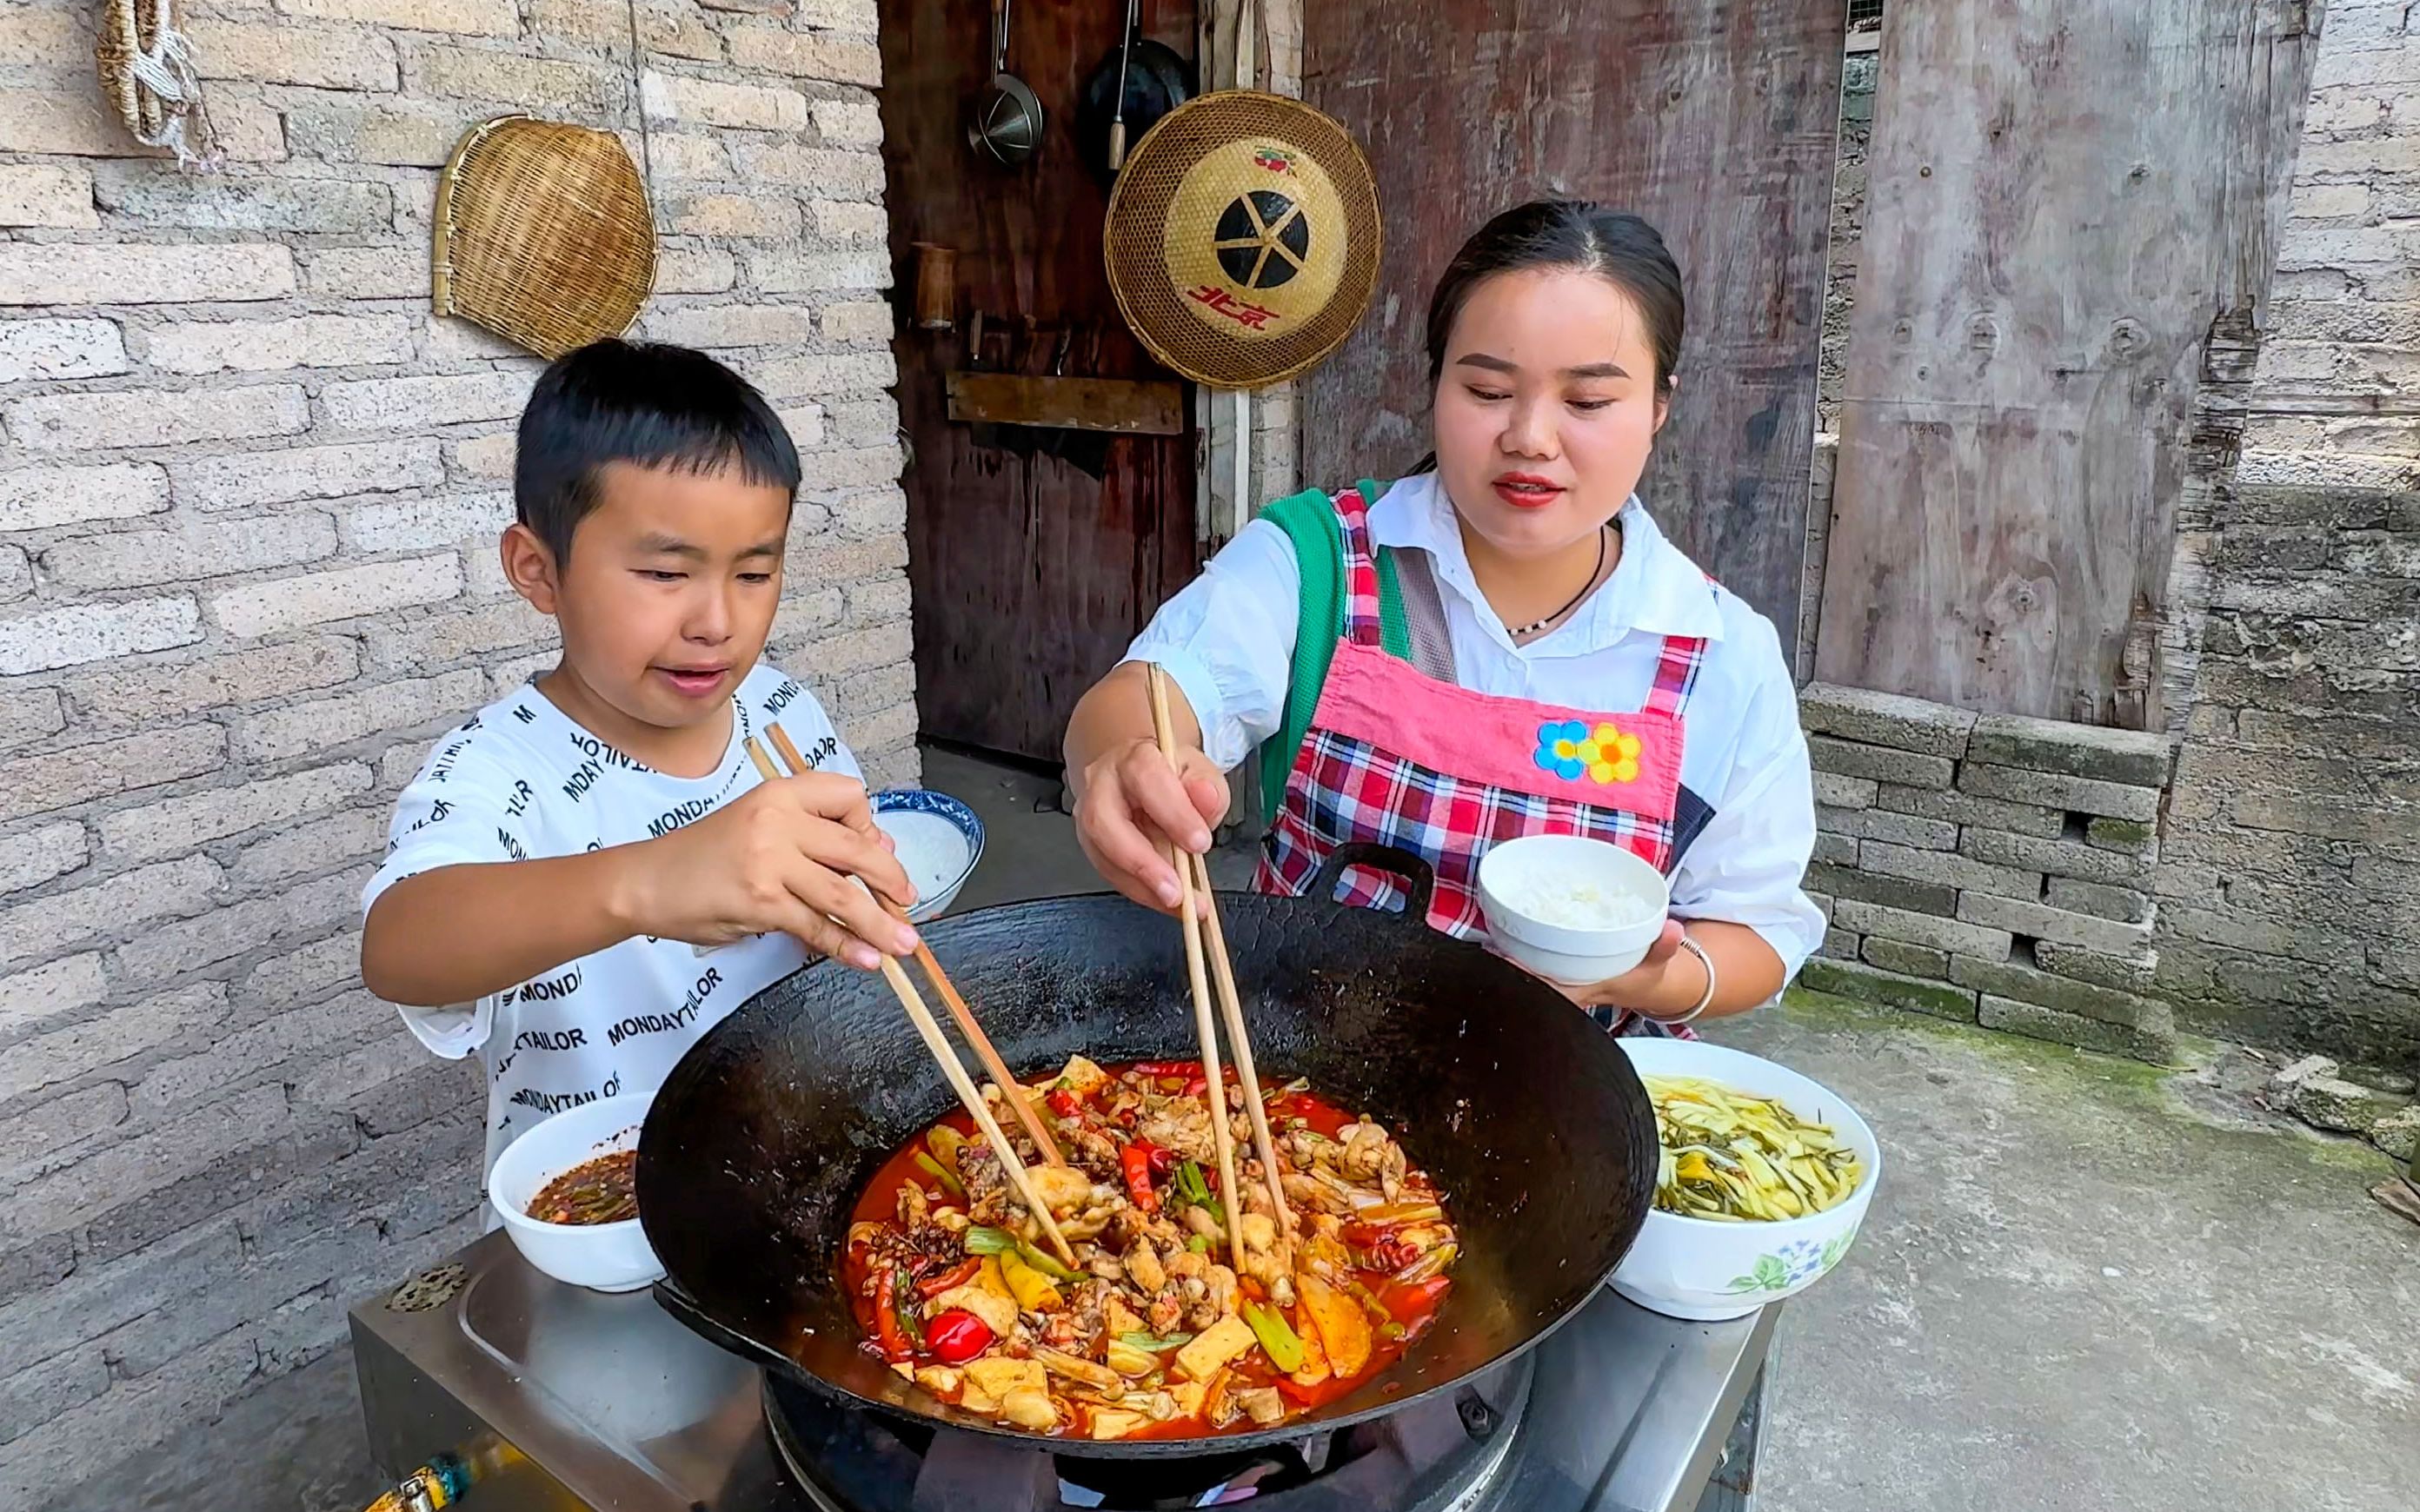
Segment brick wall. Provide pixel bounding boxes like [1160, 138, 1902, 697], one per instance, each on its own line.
[1794, 685, 2177, 1064]
[2241, 0, 2420, 490]
[1798, 8, 2420, 1071]
[0, 0, 909, 1495]
[2158, 484, 2420, 1069]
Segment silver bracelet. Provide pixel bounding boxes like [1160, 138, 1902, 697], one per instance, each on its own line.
[1651, 932, 1718, 1025]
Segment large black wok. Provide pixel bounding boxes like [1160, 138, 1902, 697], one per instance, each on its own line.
[638, 846, 1658, 1459]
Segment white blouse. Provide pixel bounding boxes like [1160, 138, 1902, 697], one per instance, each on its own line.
[1124, 473, 1825, 982]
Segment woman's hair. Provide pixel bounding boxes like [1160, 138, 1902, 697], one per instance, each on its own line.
[1424, 201, 1686, 395]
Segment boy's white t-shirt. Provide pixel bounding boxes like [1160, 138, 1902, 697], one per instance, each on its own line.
[362, 664, 859, 1181]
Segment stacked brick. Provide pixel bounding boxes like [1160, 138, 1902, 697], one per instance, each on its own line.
[1795, 685, 2177, 1064]
[0, 0, 907, 1498]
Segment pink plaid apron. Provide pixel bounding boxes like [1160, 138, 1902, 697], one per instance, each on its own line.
[1256, 487, 1709, 1035]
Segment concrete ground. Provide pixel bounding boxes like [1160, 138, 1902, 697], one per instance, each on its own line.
[94, 747, 2417, 1512]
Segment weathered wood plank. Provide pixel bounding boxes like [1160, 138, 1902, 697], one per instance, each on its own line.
[1814, 0, 2322, 728]
[1300, 0, 1844, 639]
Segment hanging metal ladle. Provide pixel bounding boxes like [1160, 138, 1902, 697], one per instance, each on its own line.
[968, 0, 1043, 166]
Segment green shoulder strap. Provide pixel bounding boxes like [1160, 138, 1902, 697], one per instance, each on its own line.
[1257, 481, 1408, 825]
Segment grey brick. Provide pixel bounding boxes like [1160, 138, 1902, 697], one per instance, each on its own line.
[1950, 956, 2166, 1027]
[114, 866, 369, 984]
[1798, 682, 1975, 758]
[0, 1082, 285, 1246]
[80, 1106, 359, 1263]
[1978, 996, 2176, 1064]
[1808, 735, 1956, 789]
[91, 163, 389, 231]
[2085, 816, 2158, 854]
[0, 953, 107, 1039]
[97, 763, 371, 863]
[0, 820, 88, 896]
[1812, 771, 1878, 811]
[0, 1220, 240, 1371]
[173, 439, 444, 510]
[250, 1108, 482, 1254]
[0, 857, 222, 972]
[0, 985, 228, 1104]
[236, 669, 485, 762]
[0, 686, 64, 753]
[102, 1219, 376, 1378]
[1958, 763, 2160, 822]
[0, 1234, 75, 1308]
[236, 929, 364, 1016]
[0, 1080, 130, 1183]
[1875, 784, 2065, 838]
[1799, 958, 1978, 1021]
[0, 1326, 259, 1508]
[40, 512, 338, 591]
[1965, 713, 2171, 787]
[69, 639, 359, 727]
[0, 1342, 107, 1445]
[1803, 861, 1958, 917]
[1830, 899, 2013, 959]
[1819, 926, 1860, 961]
[1863, 938, 1951, 980]
[131, 988, 392, 1118]
[1819, 805, 1958, 851]
[233, 808, 385, 886]
[1859, 840, 2043, 900]
[1962, 828, 2153, 887]
[1812, 830, 1858, 866]
[1958, 893, 2156, 958]
[2044, 877, 2154, 925]
[1, 725, 227, 823]
[2035, 941, 2157, 993]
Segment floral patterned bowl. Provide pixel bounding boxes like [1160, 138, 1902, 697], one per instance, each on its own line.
[1609, 1037, 1880, 1321]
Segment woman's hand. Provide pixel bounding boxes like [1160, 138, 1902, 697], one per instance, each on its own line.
[1499, 919, 1704, 1016]
[1072, 734, 1231, 912]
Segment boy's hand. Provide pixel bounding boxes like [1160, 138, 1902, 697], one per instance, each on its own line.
[1074, 735, 1230, 912]
[624, 772, 921, 969]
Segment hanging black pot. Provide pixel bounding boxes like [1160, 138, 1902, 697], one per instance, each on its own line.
[1077, 33, 1194, 184]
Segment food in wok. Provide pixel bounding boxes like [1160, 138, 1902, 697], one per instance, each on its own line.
[843, 1055, 1460, 1441]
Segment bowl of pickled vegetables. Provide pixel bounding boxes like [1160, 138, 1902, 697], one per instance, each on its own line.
[1608, 1038, 1878, 1321]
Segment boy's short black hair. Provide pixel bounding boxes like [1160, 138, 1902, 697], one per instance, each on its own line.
[514, 338, 801, 563]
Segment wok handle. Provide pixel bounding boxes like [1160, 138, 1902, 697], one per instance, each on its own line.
[650, 1278, 801, 1375]
[1306, 842, 1437, 925]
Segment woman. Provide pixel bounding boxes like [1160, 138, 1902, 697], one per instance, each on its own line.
[1066, 202, 1820, 1032]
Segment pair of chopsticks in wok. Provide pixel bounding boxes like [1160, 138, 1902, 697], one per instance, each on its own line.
[748, 725, 1079, 1267]
[1144, 664, 1298, 1260]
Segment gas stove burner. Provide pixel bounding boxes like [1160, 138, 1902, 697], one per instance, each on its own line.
[763, 1354, 1532, 1512]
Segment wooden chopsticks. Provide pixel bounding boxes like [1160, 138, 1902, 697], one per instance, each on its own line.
[1144, 665, 1298, 1257]
[746, 733, 1076, 1264]
[762, 724, 1066, 1170]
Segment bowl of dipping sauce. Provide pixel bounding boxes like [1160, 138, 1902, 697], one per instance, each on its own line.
[1475, 833, 1671, 985]
[872, 788, 986, 923]
[489, 1093, 663, 1292]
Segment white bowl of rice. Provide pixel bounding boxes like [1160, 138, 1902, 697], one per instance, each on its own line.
[1475, 833, 1670, 985]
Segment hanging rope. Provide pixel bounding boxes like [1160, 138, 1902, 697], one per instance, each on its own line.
[95, 0, 222, 169]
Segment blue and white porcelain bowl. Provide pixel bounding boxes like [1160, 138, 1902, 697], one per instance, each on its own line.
[1610, 1038, 1880, 1321]
[872, 788, 986, 923]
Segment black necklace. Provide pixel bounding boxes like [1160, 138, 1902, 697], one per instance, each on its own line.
[1509, 526, 1608, 638]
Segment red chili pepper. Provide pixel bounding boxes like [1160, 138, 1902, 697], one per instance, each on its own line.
[915, 1257, 981, 1298]
[925, 1308, 995, 1365]
[1133, 1060, 1203, 1078]
[1382, 1276, 1453, 1325]
[872, 1266, 909, 1359]
[1046, 1089, 1081, 1120]
[1120, 1143, 1162, 1212]
[1181, 1076, 1209, 1098]
[1147, 1144, 1176, 1176]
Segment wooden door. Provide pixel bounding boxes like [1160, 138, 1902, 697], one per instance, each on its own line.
[1812, 0, 2320, 727]
[1300, 0, 1845, 638]
[881, 0, 1200, 764]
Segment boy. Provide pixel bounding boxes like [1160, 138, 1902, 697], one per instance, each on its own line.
[361, 340, 919, 1177]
